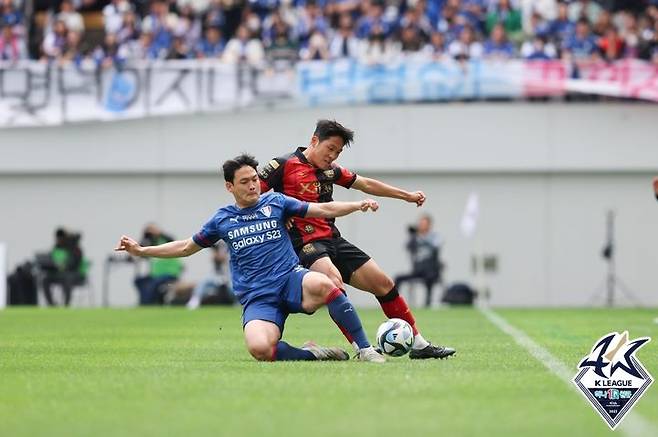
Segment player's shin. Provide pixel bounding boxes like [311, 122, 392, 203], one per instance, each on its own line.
[325, 288, 370, 350]
[376, 286, 429, 349]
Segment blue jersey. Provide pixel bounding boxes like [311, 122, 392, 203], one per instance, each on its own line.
[192, 192, 309, 301]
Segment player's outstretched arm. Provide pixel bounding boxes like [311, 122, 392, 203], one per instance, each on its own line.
[114, 236, 202, 258]
[351, 175, 426, 207]
[306, 199, 379, 219]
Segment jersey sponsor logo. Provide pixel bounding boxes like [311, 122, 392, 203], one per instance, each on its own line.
[573, 331, 653, 429]
[300, 181, 320, 195]
[318, 183, 333, 195]
[227, 220, 278, 239]
[260, 206, 272, 218]
[230, 228, 283, 251]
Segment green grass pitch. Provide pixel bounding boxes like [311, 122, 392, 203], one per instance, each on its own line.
[1, 307, 656, 437]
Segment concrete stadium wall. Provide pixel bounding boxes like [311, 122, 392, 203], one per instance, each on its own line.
[1, 103, 657, 307]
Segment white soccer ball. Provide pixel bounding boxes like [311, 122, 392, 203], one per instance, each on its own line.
[376, 318, 414, 357]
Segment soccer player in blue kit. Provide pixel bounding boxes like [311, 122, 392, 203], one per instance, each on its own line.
[115, 154, 385, 363]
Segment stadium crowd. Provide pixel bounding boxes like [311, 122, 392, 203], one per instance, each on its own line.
[1, 0, 658, 66]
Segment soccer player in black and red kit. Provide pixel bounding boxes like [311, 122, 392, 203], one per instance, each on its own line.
[259, 120, 456, 359]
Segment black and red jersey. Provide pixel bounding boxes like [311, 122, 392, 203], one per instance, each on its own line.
[258, 147, 357, 249]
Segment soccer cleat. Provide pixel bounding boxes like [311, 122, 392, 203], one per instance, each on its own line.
[409, 343, 456, 360]
[357, 346, 386, 363]
[186, 295, 201, 310]
[302, 341, 350, 361]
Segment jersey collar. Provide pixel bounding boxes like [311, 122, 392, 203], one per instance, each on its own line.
[294, 147, 312, 165]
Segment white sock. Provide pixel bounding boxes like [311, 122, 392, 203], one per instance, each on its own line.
[413, 334, 430, 350]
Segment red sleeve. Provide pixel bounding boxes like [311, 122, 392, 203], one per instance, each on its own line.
[334, 165, 357, 188]
[258, 157, 286, 192]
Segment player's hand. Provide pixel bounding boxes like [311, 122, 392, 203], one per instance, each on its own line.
[360, 199, 379, 212]
[407, 191, 426, 207]
[653, 177, 658, 198]
[114, 235, 143, 256]
[285, 217, 295, 230]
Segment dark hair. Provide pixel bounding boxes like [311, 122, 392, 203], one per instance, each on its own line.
[313, 119, 354, 147]
[222, 153, 259, 183]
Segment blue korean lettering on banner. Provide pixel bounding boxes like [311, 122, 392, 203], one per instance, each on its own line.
[105, 72, 136, 112]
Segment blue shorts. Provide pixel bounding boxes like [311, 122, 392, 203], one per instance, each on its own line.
[241, 266, 310, 334]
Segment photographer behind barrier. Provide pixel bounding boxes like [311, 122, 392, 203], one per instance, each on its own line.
[39, 227, 87, 306]
[395, 214, 443, 308]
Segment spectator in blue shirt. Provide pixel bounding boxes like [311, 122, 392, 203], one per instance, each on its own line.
[483, 22, 515, 59]
[0, 0, 25, 62]
[460, 0, 486, 35]
[196, 26, 224, 58]
[526, 11, 551, 42]
[249, 0, 280, 20]
[423, 0, 446, 27]
[436, 3, 465, 43]
[1, 0, 22, 28]
[562, 18, 598, 60]
[295, 0, 329, 46]
[549, 1, 575, 44]
[355, 1, 394, 39]
[143, 0, 174, 59]
[203, 0, 225, 31]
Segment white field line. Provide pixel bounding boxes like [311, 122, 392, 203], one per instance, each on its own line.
[478, 306, 655, 437]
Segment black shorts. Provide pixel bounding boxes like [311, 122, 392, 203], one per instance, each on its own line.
[296, 237, 371, 283]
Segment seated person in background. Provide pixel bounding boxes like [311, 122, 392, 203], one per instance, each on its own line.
[395, 214, 443, 308]
[483, 24, 516, 60]
[186, 240, 233, 309]
[41, 227, 86, 306]
[134, 223, 183, 305]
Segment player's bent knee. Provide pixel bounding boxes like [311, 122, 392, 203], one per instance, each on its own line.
[313, 277, 338, 303]
[372, 276, 395, 296]
[302, 274, 335, 312]
[247, 341, 274, 361]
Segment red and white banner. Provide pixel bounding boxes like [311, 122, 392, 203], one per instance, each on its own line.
[523, 59, 658, 101]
